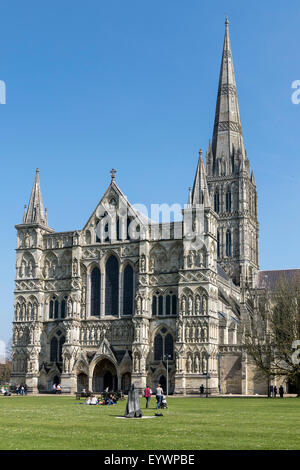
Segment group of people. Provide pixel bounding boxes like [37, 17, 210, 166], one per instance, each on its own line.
[1, 386, 11, 396]
[270, 385, 284, 398]
[85, 392, 118, 406]
[144, 384, 168, 409]
[52, 383, 62, 394]
[15, 384, 27, 395]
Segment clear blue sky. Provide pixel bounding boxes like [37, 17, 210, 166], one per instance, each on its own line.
[1, 0, 300, 344]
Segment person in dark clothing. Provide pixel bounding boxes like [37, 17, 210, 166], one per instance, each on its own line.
[269, 385, 273, 397]
[200, 385, 204, 395]
[279, 385, 284, 398]
[273, 386, 277, 398]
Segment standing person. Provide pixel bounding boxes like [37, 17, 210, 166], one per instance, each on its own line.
[273, 386, 277, 398]
[279, 385, 284, 398]
[24, 384, 28, 396]
[144, 385, 151, 408]
[156, 384, 163, 409]
[269, 385, 273, 397]
[200, 384, 204, 395]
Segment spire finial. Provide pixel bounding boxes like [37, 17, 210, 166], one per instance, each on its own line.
[199, 149, 203, 159]
[188, 187, 192, 206]
[22, 204, 27, 223]
[110, 168, 117, 182]
[225, 16, 229, 26]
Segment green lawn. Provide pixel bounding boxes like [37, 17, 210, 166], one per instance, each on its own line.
[0, 395, 299, 450]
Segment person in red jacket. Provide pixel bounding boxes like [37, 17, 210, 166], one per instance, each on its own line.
[144, 385, 152, 408]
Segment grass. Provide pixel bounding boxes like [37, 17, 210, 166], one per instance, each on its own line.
[0, 395, 300, 450]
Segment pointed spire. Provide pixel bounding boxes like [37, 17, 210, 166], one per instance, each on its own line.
[192, 150, 211, 207]
[23, 168, 48, 226]
[212, 18, 244, 164]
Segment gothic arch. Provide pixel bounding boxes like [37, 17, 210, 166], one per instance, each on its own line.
[91, 357, 118, 393]
[120, 258, 135, 272]
[18, 252, 36, 278]
[105, 254, 119, 316]
[100, 249, 121, 270]
[43, 252, 58, 278]
[149, 244, 168, 273]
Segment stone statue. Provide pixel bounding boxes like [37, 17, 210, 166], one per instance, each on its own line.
[195, 355, 200, 373]
[176, 354, 179, 372]
[195, 296, 200, 315]
[177, 324, 182, 342]
[186, 355, 192, 373]
[202, 296, 207, 314]
[202, 355, 208, 374]
[181, 296, 186, 315]
[140, 256, 146, 273]
[72, 259, 78, 276]
[24, 233, 30, 248]
[124, 384, 143, 418]
[136, 296, 142, 315]
[188, 297, 193, 316]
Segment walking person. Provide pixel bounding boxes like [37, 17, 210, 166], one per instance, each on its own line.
[156, 384, 163, 409]
[144, 385, 151, 408]
[269, 385, 273, 398]
[200, 384, 204, 396]
[279, 385, 284, 398]
[273, 386, 277, 398]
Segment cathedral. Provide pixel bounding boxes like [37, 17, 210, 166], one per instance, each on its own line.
[11, 19, 272, 395]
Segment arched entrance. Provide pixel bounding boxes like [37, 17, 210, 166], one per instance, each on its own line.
[53, 375, 60, 386]
[159, 375, 166, 393]
[77, 372, 88, 392]
[92, 358, 117, 392]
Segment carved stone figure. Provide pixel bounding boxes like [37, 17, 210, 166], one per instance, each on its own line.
[195, 296, 201, 315]
[188, 296, 193, 316]
[186, 355, 192, 373]
[181, 296, 186, 315]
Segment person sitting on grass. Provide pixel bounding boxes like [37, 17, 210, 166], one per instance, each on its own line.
[85, 396, 91, 405]
[90, 395, 99, 405]
[108, 393, 117, 405]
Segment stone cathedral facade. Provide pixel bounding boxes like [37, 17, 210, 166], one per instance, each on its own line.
[11, 20, 266, 395]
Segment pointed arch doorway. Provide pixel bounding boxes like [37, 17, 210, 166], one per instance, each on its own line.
[92, 358, 117, 392]
[159, 375, 166, 392]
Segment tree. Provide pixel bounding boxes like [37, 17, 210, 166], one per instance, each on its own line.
[243, 274, 300, 396]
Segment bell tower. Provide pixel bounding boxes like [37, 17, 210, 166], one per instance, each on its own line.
[205, 18, 259, 286]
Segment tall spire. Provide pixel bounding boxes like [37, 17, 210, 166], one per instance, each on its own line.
[23, 168, 48, 226]
[212, 18, 244, 162]
[192, 150, 211, 207]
